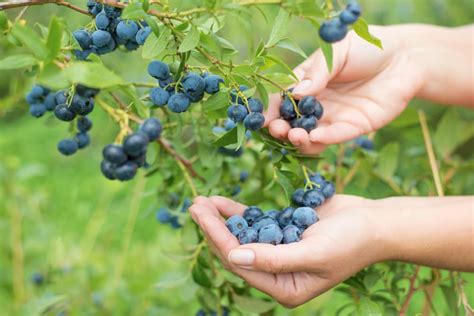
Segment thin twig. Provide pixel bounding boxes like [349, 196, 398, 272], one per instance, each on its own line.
[400, 266, 420, 315]
[0, 0, 91, 16]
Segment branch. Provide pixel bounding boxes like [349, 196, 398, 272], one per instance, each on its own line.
[400, 266, 420, 315]
[0, 0, 91, 15]
[158, 138, 205, 182]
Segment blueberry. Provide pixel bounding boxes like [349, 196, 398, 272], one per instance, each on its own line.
[186, 90, 205, 103]
[280, 97, 297, 120]
[355, 136, 374, 150]
[91, 30, 112, 48]
[218, 147, 243, 157]
[100, 160, 116, 180]
[87, 0, 102, 15]
[321, 181, 335, 199]
[149, 87, 170, 107]
[292, 189, 305, 206]
[169, 215, 182, 229]
[266, 210, 280, 219]
[76, 84, 100, 98]
[70, 94, 94, 115]
[239, 171, 249, 182]
[238, 227, 258, 244]
[243, 206, 263, 226]
[253, 215, 278, 232]
[347, 1, 362, 17]
[135, 26, 152, 45]
[282, 225, 302, 244]
[248, 98, 264, 113]
[298, 96, 318, 115]
[227, 104, 248, 123]
[57, 138, 78, 156]
[182, 73, 205, 95]
[231, 185, 241, 196]
[73, 30, 92, 50]
[225, 215, 248, 237]
[230, 85, 248, 104]
[302, 189, 325, 208]
[156, 207, 172, 223]
[124, 40, 139, 51]
[140, 118, 162, 141]
[167, 93, 191, 113]
[54, 104, 76, 121]
[319, 18, 348, 43]
[116, 20, 139, 40]
[130, 152, 147, 168]
[159, 76, 174, 90]
[224, 118, 236, 130]
[212, 126, 226, 134]
[204, 75, 224, 94]
[74, 49, 93, 61]
[181, 198, 192, 213]
[123, 132, 149, 157]
[298, 115, 318, 132]
[308, 172, 326, 188]
[95, 12, 110, 30]
[314, 100, 323, 119]
[148, 61, 170, 80]
[96, 38, 116, 54]
[29, 104, 47, 117]
[115, 161, 138, 181]
[292, 207, 319, 228]
[54, 90, 68, 105]
[277, 207, 295, 227]
[103, 144, 128, 164]
[340, 9, 359, 25]
[104, 5, 121, 18]
[281, 148, 289, 155]
[258, 224, 283, 245]
[32, 272, 44, 286]
[75, 132, 90, 149]
[244, 112, 265, 131]
[44, 93, 57, 111]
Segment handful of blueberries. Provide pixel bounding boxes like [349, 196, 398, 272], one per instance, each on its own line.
[225, 172, 335, 245]
[319, 1, 362, 43]
[279, 92, 324, 133]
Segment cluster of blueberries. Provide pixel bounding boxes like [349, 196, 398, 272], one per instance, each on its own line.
[279, 93, 324, 133]
[26, 84, 98, 156]
[147, 61, 224, 113]
[226, 85, 266, 131]
[319, 1, 362, 43]
[196, 307, 230, 316]
[156, 197, 192, 229]
[73, 1, 152, 59]
[100, 118, 162, 181]
[225, 172, 335, 245]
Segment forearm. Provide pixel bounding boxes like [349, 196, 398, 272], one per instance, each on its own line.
[398, 24, 474, 107]
[373, 196, 474, 271]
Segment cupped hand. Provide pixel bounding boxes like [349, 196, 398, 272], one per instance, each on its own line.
[264, 26, 424, 154]
[189, 195, 385, 308]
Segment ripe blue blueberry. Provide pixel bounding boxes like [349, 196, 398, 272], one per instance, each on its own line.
[75, 132, 90, 149]
[282, 225, 302, 244]
[182, 73, 205, 95]
[340, 9, 359, 25]
[116, 20, 139, 40]
[92, 30, 112, 48]
[103, 144, 128, 164]
[227, 104, 248, 122]
[123, 132, 149, 157]
[76, 84, 100, 98]
[57, 138, 78, 156]
[212, 126, 226, 134]
[258, 224, 283, 245]
[238, 227, 258, 244]
[231, 185, 241, 196]
[292, 188, 305, 206]
[54, 90, 68, 105]
[70, 94, 94, 115]
[135, 26, 152, 45]
[124, 40, 139, 51]
[218, 146, 243, 157]
[239, 170, 249, 182]
[77, 116, 93, 132]
[230, 85, 249, 104]
[104, 5, 121, 18]
[96, 38, 116, 54]
[30, 85, 44, 98]
[114, 161, 138, 181]
[131, 152, 147, 168]
[266, 210, 280, 219]
[159, 76, 174, 91]
[150, 87, 170, 107]
[347, 1, 362, 17]
[73, 30, 92, 50]
[204, 75, 224, 94]
[140, 117, 162, 141]
[292, 207, 319, 228]
[32, 272, 45, 286]
[298, 115, 318, 132]
[225, 215, 248, 237]
[169, 215, 182, 229]
[321, 181, 335, 199]
[224, 118, 236, 130]
[243, 206, 263, 226]
[298, 96, 318, 115]
[277, 207, 295, 227]
[319, 18, 348, 43]
[253, 215, 278, 232]
[186, 90, 205, 103]
[244, 112, 265, 131]
[44, 93, 57, 111]
[248, 98, 264, 113]
[29, 104, 47, 117]
[303, 189, 325, 208]
[87, 0, 102, 15]
[355, 136, 374, 150]
[156, 207, 172, 224]
[148, 61, 170, 80]
[100, 160, 116, 180]
[95, 12, 110, 30]
[167, 93, 191, 113]
[54, 104, 76, 121]
[181, 198, 192, 213]
[280, 97, 297, 120]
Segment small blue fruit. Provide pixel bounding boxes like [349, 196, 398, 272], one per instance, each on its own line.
[148, 61, 170, 80]
[347, 1, 362, 17]
[243, 206, 263, 226]
[104, 5, 121, 18]
[204, 75, 224, 94]
[92, 30, 112, 48]
[238, 227, 258, 244]
[54, 90, 68, 105]
[248, 98, 264, 113]
[70, 94, 94, 115]
[212, 126, 226, 134]
[124, 40, 139, 51]
[182, 73, 205, 95]
[303, 189, 325, 208]
[103, 144, 128, 164]
[253, 215, 278, 232]
[225, 215, 248, 237]
[321, 181, 335, 199]
[224, 118, 236, 130]
[100, 160, 116, 180]
[77, 116, 93, 132]
[156, 207, 172, 223]
[282, 225, 302, 244]
[231, 185, 241, 196]
[355, 136, 374, 150]
[32, 272, 45, 286]
[123, 132, 149, 157]
[244, 112, 265, 131]
[116, 20, 139, 40]
[340, 9, 359, 25]
[114, 161, 138, 181]
[258, 224, 283, 245]
[266, 210, 280, 219]
[280, 97, 297, 120]
[230, 85, 248, 104]
[73, 30, 92, 50]
[149, 87, 170, 107]
[44, 93, 57, 111]
[135, 26, 152, 45]
[95, 12, 110, 30]
[186, 90, 205, 103]
[298, 96, 318, 115]
[239, 171, 249, 182]
[167, 93, 191, 113]
[169, 215, 182, 229]
[57, 138, 78, 156]
[29, 104, 47, 117]
[131, 152, 147, 168]
[319, 18, 348, 43]
[140, 117, 162, 141]
[277, 207, 295, 227]
[227, 104, 248, 123]
[76, 84, 99, 98]
[309, 172, 326, 188]
[292, 207, 319, 228]
[292, 189, 305, 206]
[96, 38, 116, 55]
[181, 198, 192, 213]
[298, 115, 318, 132]
[54, 104, 76, 121]
[75, 132, 90, 149]
[159, 76, 174, 91]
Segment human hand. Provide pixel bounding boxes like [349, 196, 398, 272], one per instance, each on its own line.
[264, 26, 424, 154]
[189, 195, 384, 307]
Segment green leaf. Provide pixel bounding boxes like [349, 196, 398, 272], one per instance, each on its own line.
[275, 170, 295, 204]
[232, 293, 277, 314]
[143, 15, 160, 37]
[46, 16, 64, 60]
[178, 26, 200, 53]
[191, 264, 212, 288]
[256, 82, 269, 110]
[433, 109, 474, 158]
[318, 37, 333, 73]
[264, 55, 298, 80]
[267, 8, 290, 47]
[213, 127, 237, 147]
[64, 62, 124, 89]
[203, 91, 228, 111]
[283, 0, 324, 17]
[120, 3, 146, 19]
[0, 12, 9, 31]
[440, 285, 458, 313]
[38, 62, 69, 90]
[11, 24, 49, 60]
[358, 296, 382, 316]
[199, 33, 222, 59]
[236, 123, 247, 150]
[154, 271, 189, 289]
[376, 143, 399, 179]
[0, 54, 37, 70]
[276, 38, 308, 58]
[142, 27, 170, 59]
[353, 18, 383, 49]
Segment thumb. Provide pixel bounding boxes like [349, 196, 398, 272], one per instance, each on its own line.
[227, 241, 312, 273]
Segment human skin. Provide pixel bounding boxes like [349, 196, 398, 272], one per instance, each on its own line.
[189, 195, 474, 308]
[264, 24, 474, 154]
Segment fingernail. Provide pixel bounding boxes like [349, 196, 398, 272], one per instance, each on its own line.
[293, 79, 312, 94]
[228, 249, 255, 266]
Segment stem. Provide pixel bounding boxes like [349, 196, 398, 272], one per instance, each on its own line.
[158, 138, 205, 182]
[0, 0, 91, 15]
[178, 160, 198, 197]
[399, 266, 420, 315]
[131, 82, 160, 88]
[302, 165, 314, 189]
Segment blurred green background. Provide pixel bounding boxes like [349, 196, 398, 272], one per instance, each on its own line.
[1, 0, 473, 315]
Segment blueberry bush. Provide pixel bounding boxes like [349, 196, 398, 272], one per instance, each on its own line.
[0, 0, 473, 315]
